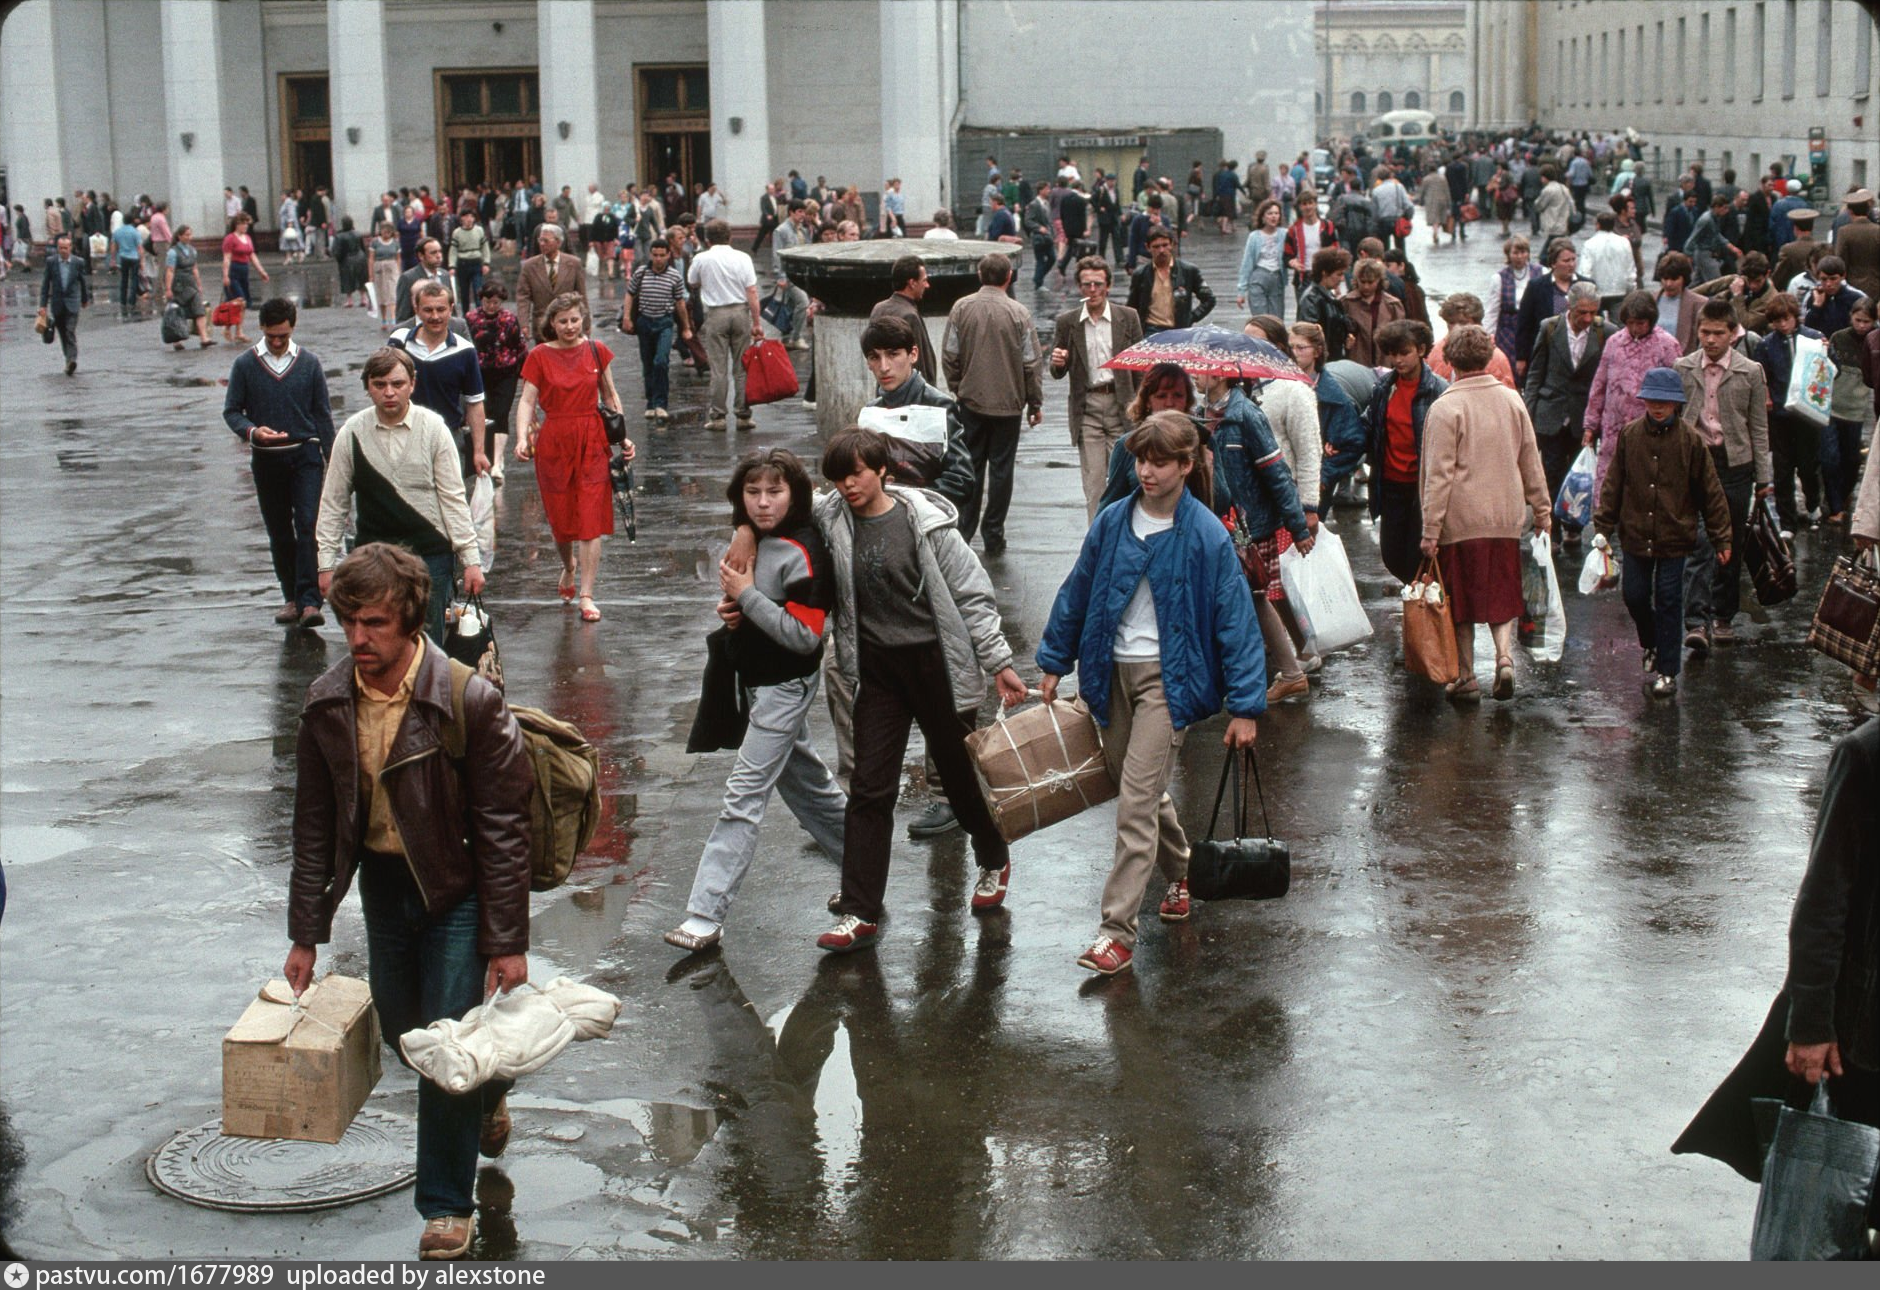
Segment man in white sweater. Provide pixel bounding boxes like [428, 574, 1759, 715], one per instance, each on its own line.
[1580, 209, 1639, 314]
[315, 347, 483, 644]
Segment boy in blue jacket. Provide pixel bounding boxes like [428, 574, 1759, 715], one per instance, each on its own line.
[1037, 411, 1267, 976]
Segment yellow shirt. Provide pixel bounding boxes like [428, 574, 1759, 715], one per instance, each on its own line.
[1147, 268, 1175, 329]
[355, 640, 425, 856]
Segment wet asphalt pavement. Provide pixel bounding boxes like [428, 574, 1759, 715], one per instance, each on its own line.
[0, 212, 1872, 1259]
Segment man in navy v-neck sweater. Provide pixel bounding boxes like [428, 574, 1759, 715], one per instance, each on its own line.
[222, 297, 335, 627]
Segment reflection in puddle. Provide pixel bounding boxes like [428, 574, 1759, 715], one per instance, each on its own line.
[509, 1095, 722, 1167]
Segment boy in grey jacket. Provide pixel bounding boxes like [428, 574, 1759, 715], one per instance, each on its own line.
[813, 428, 1028, 951]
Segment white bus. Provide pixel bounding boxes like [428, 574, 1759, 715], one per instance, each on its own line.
[1366, 109, 1439, 147]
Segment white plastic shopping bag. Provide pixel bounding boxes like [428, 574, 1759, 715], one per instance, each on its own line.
[1554, 445, 1597, 530]
[1521, 532, 1567, 662]
[1276, 528, 1373, 655]
[1578, 539, 1617, 595]
[468, 472, 497, 575]
[1783, 334, 1834, 428]
[585, 248, 601, 278]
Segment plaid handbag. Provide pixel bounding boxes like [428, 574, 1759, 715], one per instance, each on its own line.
[1806, 549, 1880, 676]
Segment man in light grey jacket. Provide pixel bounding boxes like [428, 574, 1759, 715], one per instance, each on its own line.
[941, 252, 1042, 555]
[812, 428, 1027, 953]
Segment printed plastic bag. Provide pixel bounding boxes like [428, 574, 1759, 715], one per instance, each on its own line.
[468, 472, 496, 575]
[1554, 445, 1597, 530]
[1520, 532, 1567, 663]
[1578, 541, 1617, 595]
[1276, 529, 1373, 656]
[1783, 334, 1834, 429]
[1749, 1080, 1880, 1260]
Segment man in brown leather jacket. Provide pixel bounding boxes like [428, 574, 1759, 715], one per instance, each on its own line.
[284, 543, 532, 1260]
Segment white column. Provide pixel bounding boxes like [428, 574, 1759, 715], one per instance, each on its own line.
[879, 0, 946, 223]
[538, 0, 601, 195]
[160, 0, 227, 236]
[0, 0, 67, 227]
[327, 0, 391, 229]
[707, 0, 772, 226]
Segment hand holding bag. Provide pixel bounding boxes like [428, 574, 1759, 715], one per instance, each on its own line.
[589, 340, 627, 445]
[1806, 547, 1880, 676]
[443, 592, 503, 689]
[1749, 1080, 1880, 1260]
[1554, 445, 1598, 530]
[963, 693, 1117, 844]
[1749, 496, 1798, 607]
[1401, 556, 1460, 685]
[1276, 528, 1372, 656]
[1187, 750, 1290, 902]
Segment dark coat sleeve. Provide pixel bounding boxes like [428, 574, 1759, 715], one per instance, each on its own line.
[462, 676, 533, 957]
[1188, 264, 1216, 324]
[288, 713, 340, 947]
[1785, 725, 1877, 1045]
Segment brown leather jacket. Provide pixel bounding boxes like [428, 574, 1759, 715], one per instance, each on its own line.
[290, 639, 532, 956]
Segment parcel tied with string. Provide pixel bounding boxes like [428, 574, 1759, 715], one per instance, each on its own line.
[964, 697, 1118, 844]
[222, 976, 380, 1143]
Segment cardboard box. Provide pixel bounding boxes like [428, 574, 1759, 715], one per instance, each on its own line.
[222, 975, 381, 1143]
[964, 698, 1118, 843]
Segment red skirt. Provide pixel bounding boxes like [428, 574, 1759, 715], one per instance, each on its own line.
[1439, 538, 1522, 625]
[1248, 528, 1292, 603]
[534, 412, 614, 543]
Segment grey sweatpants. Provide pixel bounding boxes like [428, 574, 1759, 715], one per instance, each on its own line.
[684, 674, 848, 925]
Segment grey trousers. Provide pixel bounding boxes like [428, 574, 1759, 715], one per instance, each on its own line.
[1076, 387, 1131, 521]
[1099, 661, 1190, 948]
[684, 674, 848, 926]
[702, 304, 753, 421]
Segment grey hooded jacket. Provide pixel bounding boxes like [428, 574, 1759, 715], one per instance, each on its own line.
[814, 484, 1015, 711]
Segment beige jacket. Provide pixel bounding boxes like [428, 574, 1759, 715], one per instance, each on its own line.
[1419, 373, 1550, 544]
[1854, 439, 1880, 544]
[942, 285, 1042, 418]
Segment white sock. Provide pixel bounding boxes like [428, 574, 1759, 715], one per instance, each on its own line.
[680, 915, 719, 939]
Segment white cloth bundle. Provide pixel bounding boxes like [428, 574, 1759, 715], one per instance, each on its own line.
[399, 977, 619, 1094]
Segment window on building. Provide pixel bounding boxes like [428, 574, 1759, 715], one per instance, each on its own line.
[1725, 9, 1737, 100]
[1816, 0, 1832, 95]
[1753, 2, 1766, 99]
[1351, 90, 1366, 114]
[1781, 0, 1796, 98]
[1378, 90, 1393, 111]
[1698, 14, 1710, 101]
[1676, 17, 1687, 102]
[1405, 90, 1421, 109]
[1858, 6, 1874, 99]
[1855, 159, 1870, 189]
[1617, 27, 1627, 105]
[1450, 89, 1465, 113]
[1655, 22, 1665, 102]
[1750, 151, 1761, 177]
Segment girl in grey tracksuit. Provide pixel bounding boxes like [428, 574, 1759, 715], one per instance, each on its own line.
[665, 450, 847, 952]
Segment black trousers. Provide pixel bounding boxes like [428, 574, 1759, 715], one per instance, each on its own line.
[1377, 477, 1423, 586]
[252, 443, 327, 608]
[839, 641, 1008, 922]
[1768, 411, 1821, 525]
[1097, 218, 1122, 265]
[1684, 455, 1758, 628]
[956, 406, 1021, 546]
[49, 309, 79, 363]
[1537, 432, 1581, 532]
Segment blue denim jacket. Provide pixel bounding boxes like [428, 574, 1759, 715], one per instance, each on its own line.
[1210, 385, 1309, 542]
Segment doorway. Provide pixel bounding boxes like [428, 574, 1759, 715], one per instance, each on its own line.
[448, 136, 542, 193]
[636, 66, 711, 193]
[279, 75, 332, 198]
[436, 70, 541, 195]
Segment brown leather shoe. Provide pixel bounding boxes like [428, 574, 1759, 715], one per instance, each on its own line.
[1266, 674, 1310, 704]
[419, 1214, 474, 1260]
[273, 603, 300, 624]
[479, 1095, 511, 1159]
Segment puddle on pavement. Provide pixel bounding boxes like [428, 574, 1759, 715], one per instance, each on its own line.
[0, 823, 91, 867]
[510, 1095, 723, 1167]
[54, 450, 100, 471]
[162, 376, 221, 388]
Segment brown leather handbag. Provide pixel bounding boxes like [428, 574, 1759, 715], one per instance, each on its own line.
[1401, 557, 1460, 685]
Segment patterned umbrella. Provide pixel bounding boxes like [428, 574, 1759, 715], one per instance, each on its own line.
[1103, 325, 1311, 383]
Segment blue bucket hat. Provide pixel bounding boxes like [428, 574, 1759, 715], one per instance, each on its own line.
[1636, 367, 1687, 403]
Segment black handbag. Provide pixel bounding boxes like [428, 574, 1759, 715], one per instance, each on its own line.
[1187, 750, 1290, 902]
[590, 339, 628, 445]
[1748, 496, 1797, 607]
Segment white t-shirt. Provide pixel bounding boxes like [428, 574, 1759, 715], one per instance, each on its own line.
[1112, 505, 1175, 661]
[687, 244, 757, 307]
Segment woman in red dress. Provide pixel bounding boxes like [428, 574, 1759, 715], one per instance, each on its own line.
[515, 292, 634, 622]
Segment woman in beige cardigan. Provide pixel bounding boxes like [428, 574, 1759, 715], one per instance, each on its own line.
[1418, 325, 1553, 701]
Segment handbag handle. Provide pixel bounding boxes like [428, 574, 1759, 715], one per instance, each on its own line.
[1204, 748, 1274, 842]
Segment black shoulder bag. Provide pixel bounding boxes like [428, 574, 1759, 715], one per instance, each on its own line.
[590, 339, 628, 445]
[1187, 749, 1290, 902]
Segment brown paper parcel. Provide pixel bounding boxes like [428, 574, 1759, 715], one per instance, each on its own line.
[222, 974, 381, 1143]
[965, 697, 1118, 843]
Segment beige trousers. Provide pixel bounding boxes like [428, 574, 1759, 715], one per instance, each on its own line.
[1099, 660, 1190, 947]
[1076, 386, 1131, 520]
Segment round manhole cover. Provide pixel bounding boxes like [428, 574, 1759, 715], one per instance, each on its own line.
[147, 1108, 416, 1212]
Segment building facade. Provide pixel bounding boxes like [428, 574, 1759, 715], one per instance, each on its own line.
[1470, 0, 1880, 198]
[0, 0, 1316, 240]
[1317, 0, 1471, 143]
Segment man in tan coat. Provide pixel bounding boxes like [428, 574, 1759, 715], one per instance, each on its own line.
[514, 224, 587, 343]
[1049, 256, 1142, 519]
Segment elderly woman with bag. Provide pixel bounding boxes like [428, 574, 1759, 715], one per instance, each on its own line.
[1583, 289, 1684, 500]
[1417, 325, 1552, 702]
[514, 292, 634, 622]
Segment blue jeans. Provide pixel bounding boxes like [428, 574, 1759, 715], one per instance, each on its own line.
[227, 261, 251, 305]
[637, 314, 675, 410]
[453, 263, 483, 315]
[357, 854, 511, 1220]
[424, 551, 455, 645]
[1820, 418, 1863, 518]
[1622, 552, 1687, 677]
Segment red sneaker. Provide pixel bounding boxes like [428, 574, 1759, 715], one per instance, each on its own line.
[1076, 936, 1133, 975]
[971, 863, 1011, 911]
[817, 915, 879, 953]
[1158, 879, 1191, 923]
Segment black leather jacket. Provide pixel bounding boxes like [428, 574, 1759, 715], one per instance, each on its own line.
[1126, 259, 1216, 329]
[291, 639, 533, 956]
